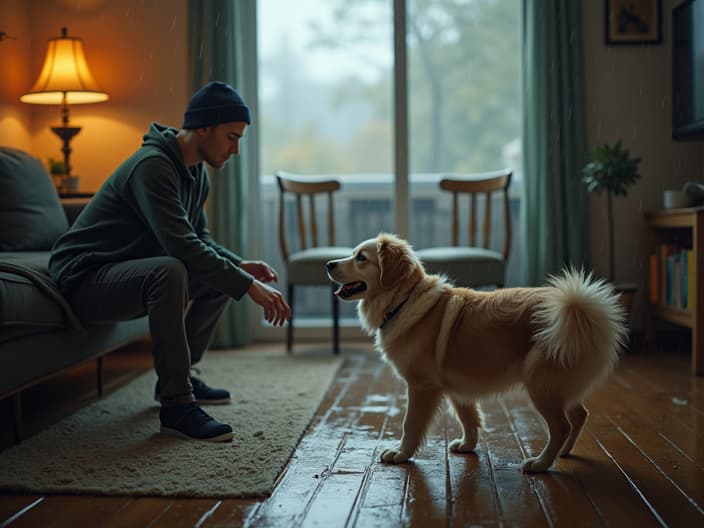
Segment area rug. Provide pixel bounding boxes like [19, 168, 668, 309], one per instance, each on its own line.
[0, 350, 343, 498]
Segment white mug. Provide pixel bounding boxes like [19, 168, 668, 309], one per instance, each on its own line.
[663, 190, 696, 209]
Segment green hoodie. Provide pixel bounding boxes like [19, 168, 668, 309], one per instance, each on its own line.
[49, 122, 254, 300]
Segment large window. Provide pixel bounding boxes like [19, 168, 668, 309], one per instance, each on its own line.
[257, 0, 522, 332]
[407, 0, 523, 282]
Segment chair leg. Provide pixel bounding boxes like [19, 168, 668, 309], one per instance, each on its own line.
[97, 356, 105, 397]
[331, 285, 340, 355]
[286, 284, 295, 353]
[11, 392, 21, 444]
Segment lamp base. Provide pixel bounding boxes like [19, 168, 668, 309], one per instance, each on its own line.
[51, 125, 81, 176]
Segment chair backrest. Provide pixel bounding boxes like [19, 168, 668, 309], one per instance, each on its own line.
[275, 171, 342, 262]
[439, 169, 512, 259]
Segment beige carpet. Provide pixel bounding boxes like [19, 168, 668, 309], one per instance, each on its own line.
[0, 350, 343, 498]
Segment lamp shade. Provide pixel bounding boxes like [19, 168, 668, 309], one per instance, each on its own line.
[20, 27, 108, 105]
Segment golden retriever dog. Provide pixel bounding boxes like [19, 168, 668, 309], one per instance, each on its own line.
[326, 233, 627, 473]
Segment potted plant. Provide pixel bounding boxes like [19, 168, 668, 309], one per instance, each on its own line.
[582, 140, 642, 312]
[47, 157, 67, 192]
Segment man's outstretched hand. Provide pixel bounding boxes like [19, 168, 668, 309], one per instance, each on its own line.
[240, 260, 278, 283]
[247, 280, 291, 326]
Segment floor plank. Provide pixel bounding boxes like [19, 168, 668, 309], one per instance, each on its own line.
[0, 497, 44, 528]
[4, 496, 132, 528]
[601, 366, 704, 468]
[200, 499, 259, 528]
[100, 498, 174, 528]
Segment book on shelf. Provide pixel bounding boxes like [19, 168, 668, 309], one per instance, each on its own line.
[650, 244, 693, 311]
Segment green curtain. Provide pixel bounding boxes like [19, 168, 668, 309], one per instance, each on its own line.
[521, 0, 588, 285]
[187, 0, 253, 346]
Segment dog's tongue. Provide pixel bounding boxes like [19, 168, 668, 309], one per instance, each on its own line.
[336, 281, 364, 297]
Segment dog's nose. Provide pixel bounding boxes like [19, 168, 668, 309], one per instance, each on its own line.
[326, 261, 337, 271]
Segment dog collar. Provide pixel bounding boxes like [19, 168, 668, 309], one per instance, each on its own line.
[380, 286, 416, 329]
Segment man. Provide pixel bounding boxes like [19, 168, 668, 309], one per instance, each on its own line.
[49, 81, 291, 442]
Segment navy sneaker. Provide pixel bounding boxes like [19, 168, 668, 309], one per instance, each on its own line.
[155, 375, 231, 405]
[159, 402, 234, 442]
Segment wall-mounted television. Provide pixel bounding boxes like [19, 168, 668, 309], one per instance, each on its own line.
[673, 0, 704, 140]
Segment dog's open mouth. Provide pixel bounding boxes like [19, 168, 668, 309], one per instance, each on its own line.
[333, 281, 367, 299]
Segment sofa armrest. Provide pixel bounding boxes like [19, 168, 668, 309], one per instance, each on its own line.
[61, 198, 90, 226]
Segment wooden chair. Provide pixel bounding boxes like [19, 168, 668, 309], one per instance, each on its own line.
[275, 171, 353, 354]
[415, 169, 512, 288]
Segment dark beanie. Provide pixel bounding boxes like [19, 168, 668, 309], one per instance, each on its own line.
[182, 81, 251, 129]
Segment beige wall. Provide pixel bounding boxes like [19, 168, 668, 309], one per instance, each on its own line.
[0, 0, 188, 192]
[0, 0, 33, 150]
[581, 0, 703, 329]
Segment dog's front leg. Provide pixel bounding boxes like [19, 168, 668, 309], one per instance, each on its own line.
[447, 398, 482, 453]
[381, 386, 442, 464]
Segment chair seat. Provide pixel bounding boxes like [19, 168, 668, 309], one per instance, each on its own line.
[416, 246, 505, 287]
[287, 246, 354, 284]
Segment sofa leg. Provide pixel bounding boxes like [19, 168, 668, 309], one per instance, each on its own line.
[97, 356, 104, 397]
[11, 393, 21, 444]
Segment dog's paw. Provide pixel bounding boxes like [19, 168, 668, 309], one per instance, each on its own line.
[521, 456, 553, 473]
[380, 447, 411, 464]
[448, 438, 477, 453]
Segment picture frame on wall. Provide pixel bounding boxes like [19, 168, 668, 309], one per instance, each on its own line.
[605, 0, 662, 45]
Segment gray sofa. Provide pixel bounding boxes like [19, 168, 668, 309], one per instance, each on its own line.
[0, 147, 150, 443]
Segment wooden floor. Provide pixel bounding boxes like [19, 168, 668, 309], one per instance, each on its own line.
[0, 335, 703, 527]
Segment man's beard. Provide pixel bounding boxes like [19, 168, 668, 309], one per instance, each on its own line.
[204, 153, 228, 169]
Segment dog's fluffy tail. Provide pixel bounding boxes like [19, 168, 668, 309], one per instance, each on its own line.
[532, 268, 628, 370]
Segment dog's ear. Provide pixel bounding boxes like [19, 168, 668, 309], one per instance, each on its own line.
[377, 233, 416, 289]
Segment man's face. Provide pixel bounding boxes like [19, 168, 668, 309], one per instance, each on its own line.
[197, 122, 247, 169]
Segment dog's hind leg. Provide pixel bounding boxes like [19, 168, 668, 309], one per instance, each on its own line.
[559, 403, 589, 456]
[522, 389, 570, 473]
[447, 398, 482, 454]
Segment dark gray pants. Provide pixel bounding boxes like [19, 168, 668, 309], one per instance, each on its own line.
[66, 256, 230, 405]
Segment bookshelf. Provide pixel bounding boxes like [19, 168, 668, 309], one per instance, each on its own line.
[644, 207, 704, 376]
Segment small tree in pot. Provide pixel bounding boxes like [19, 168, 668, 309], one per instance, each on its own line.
[582, 140, 642, 285]
[47, 157, 67, 192]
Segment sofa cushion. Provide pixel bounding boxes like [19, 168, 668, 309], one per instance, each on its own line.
[0, 147, 68, 250]
[0, 270, 66, 342]
[0, 251, 51, 274]
[0, 252, 84, 345]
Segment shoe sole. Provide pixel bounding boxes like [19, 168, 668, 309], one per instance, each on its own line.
[197, 398, 231, 405]
[155, 397, 232, 405]
[160, 426, 234, 443]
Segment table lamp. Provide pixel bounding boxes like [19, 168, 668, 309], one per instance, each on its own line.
[20, 27, 109, 178]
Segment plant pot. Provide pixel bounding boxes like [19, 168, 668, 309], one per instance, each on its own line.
[50, 172, 66, 192]
[62, 175, 80, 192]
[613, 282, 637, 326]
